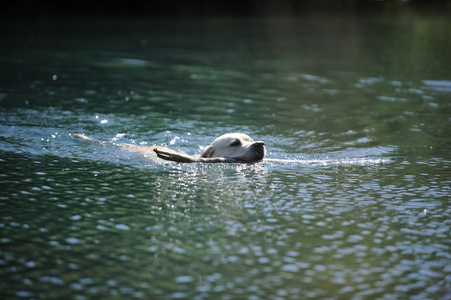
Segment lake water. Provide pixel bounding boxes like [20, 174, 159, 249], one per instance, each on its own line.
[1, 10, 450, 300]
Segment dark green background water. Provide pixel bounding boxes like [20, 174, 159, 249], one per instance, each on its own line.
[1, 6, 450, 300]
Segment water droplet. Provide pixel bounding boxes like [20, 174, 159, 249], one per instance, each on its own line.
[115, 224, 130, 231]
[281, 264, 299, 272]
[66, 237, 80, 244]
[175, 276, 194, 283]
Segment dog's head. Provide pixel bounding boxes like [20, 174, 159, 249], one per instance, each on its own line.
[201, 133, 265, 162]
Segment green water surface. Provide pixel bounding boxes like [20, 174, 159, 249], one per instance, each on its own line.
[1, 8, 450, 300]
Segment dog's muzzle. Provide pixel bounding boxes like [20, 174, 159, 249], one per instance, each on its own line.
[250, 141, 266, 160]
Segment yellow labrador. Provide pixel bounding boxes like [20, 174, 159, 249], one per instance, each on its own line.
[73, 133, 266, 163]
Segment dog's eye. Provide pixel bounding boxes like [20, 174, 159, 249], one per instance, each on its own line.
[230, 140, 241, 147]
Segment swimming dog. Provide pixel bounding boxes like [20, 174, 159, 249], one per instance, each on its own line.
[73, 133, 266, 163]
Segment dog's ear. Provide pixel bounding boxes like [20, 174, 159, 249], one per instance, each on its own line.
[201, 145, 215, 158]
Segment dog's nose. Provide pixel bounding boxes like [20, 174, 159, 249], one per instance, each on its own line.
[255, 141, 265, 146]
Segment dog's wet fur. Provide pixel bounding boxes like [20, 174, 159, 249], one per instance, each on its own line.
[73, 133, 266, 163]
